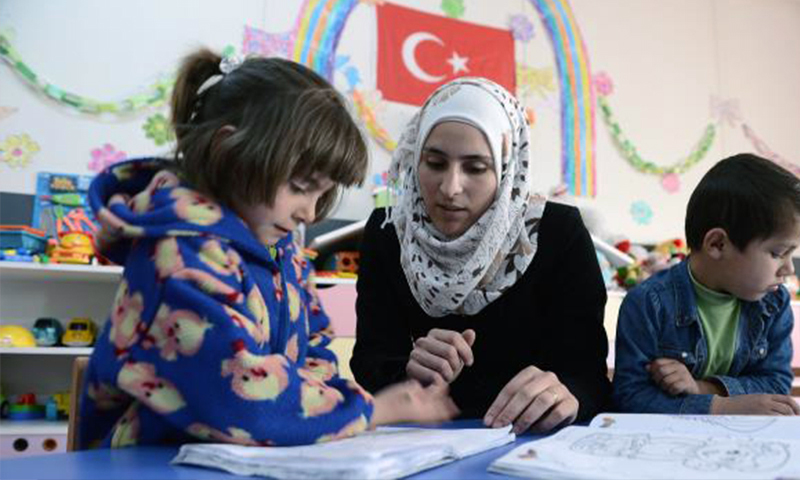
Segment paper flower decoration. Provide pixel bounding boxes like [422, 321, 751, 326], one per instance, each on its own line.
[593, 71, 614, 97]
[630, 201, 653, 226]
[660, 173, 681, 193]
[243, 26, 295, 59]
[508, 14, 535, 42]
[0, 133, 40, 168]
[88, 143, 128, 172]
[517, 66, 555, 99]
[143, 113, 175, 146]
[441, 0, 465, 18]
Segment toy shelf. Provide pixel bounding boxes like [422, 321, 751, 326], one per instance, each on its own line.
[0, 261, 122, 283]
[0, 347, 92, 356]
[0, 420, 68, 436]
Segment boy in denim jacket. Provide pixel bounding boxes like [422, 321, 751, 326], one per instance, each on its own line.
[613, 154, 800, 414]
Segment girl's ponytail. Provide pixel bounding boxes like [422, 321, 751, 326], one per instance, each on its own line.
[170, 48, 222, 140]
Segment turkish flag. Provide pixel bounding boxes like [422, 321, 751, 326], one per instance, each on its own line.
[377, 2, 516, 106]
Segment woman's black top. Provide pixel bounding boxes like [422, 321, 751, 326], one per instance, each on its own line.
[350, 202, 612, 420]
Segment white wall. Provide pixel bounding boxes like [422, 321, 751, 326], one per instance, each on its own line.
[1, 0, 798, 243]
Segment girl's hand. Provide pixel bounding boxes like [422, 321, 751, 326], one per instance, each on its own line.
[405, 328, 476, 385]
[371, 380, 459, 427]
[483, 366, 578, 434]
[712, 394, 800, 415]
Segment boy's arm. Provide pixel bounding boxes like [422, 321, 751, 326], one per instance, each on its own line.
[612, 289, 715, 414]
[707, 290, 795, 396]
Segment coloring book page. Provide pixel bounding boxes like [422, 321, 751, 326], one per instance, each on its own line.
[588, 413, 800, 440]
[490, 425, 800, 480]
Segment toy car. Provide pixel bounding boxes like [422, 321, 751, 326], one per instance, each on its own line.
[62, 317, 96, 347]
[32, 317, 64, 347]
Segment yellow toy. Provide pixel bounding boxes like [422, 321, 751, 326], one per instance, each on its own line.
[0, 325, 37, 347]
[50, 231, 94, 265]
[62, 317, 97, 347]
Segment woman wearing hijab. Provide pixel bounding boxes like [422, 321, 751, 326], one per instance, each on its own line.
[350, 78, 611, 434]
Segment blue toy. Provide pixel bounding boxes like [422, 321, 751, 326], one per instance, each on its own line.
[45, 397, 59, 421]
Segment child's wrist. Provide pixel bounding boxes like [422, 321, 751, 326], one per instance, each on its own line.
[696, 378, 726, 396]
[709, 394, 728, 414]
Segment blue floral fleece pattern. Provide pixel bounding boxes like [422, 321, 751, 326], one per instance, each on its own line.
[79, 158, 373, 448]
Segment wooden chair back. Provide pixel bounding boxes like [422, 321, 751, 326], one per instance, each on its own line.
[67, 356, 89, 451]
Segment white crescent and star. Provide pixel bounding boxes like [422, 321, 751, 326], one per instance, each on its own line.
[401, 31, 469, 83]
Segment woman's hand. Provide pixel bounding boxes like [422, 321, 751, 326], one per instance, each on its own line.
[371, 380, 459, 426]
[405, 328, 476, 385]
[712, 394, 800, 415]
[483, 366, 578, 434]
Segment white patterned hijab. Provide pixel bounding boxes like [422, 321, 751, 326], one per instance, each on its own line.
[385, 77, 546, 317]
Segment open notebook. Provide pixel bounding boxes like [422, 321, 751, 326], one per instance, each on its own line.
[489, 413, 800, 480]
[172, 425, 514, 480]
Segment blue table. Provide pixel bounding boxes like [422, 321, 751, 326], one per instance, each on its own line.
[0, 421, 544, 479]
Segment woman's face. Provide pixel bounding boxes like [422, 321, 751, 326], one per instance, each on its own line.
[418, 121, 498, 238]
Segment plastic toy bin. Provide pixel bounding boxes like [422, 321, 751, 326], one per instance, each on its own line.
[0, 226, 47, 253]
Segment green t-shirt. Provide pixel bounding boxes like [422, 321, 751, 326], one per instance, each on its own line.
[689, 267, 740, 377]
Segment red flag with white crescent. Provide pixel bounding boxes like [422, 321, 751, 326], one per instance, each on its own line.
[377, 2, 516, 106]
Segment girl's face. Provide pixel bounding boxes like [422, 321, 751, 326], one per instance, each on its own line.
[418, 121, 498, 238]
[237, 173, 334, 246]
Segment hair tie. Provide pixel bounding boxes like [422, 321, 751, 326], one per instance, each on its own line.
[196, 53, 244, 96]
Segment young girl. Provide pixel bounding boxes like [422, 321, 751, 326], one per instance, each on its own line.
[80, 49, 457, 449]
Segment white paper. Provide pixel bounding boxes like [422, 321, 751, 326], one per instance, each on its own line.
[589, 413, 800, 440]
[173, 425, 514, 480]
[490, 424, 800, 480]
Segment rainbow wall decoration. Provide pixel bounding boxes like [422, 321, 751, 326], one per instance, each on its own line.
[530, 0, 597, 197]
[291, 0, 359, 81]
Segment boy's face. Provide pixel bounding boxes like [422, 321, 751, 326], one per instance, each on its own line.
[237, 173, 334, 246]
[717, 217, 800, 301]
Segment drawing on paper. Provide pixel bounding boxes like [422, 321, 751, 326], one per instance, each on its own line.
[672, 416, 777, 434]
[569, 433, 790, 473]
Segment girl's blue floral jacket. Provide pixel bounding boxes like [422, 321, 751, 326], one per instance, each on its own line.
[80, 158, 373, 448]
[612, 259, 794, 413]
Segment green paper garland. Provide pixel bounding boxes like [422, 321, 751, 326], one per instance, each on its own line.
[598, 95, 715, 175]
[0, 34, 173, 115]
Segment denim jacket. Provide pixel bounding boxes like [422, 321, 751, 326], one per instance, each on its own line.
[612, 259, 795, 414]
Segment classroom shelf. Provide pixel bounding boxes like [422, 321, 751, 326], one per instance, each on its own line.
[0, 347, 93, 356]
[0, 261, 122, 283]
[0, 420, 68, 436]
